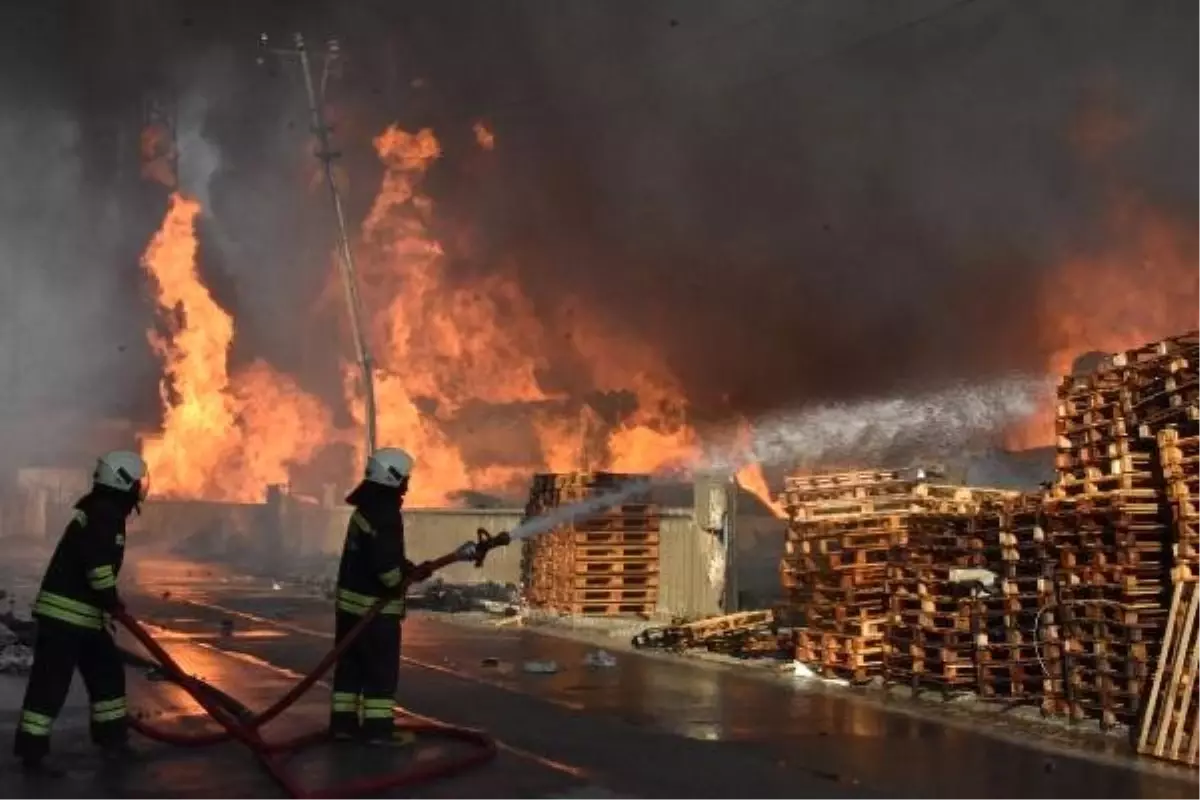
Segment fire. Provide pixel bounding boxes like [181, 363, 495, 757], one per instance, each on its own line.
[735, 463, 786, 518]
[1004, 199, 1198, 449]
[131, 98, 765, 505]
[140, 123, 177, 188]
[345, 123, 719, 503]
[139, 193, 332, 500]
[472, 121, 495, 151]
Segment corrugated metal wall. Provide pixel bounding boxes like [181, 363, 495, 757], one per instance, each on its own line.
[657, 511, 724, 618]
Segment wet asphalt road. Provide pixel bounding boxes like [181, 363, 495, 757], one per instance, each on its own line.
[108, 558, 1197, 799]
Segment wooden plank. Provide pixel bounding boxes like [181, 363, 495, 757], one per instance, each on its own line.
[1159, 583, 1199, 759]
[1167, 605, 1199, 760]
[1137, 579, 1199, 766]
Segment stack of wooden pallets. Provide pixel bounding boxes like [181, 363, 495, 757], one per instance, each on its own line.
[782, 467, 1013, 683]
[521, 472, 660, 617]
[1049, 330, 1199, 728]
[973, 495, 1065, 713]
[783, 468, 934, 682]
[1159, 427, 1199, 583]
[884, 510, 990, 696]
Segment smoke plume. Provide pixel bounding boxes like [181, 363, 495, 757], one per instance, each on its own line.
[1, 1, 1195, 498]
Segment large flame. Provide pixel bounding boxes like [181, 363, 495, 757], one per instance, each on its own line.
[345, 124, 719, 505]
[139, 193, 332, 501]
[137, 123, 713, 508]
[1004, 199, 1198, 449]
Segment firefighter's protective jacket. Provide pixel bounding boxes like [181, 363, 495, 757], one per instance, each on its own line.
[335, 482, 410, 617]
[32, 489, 128, 631]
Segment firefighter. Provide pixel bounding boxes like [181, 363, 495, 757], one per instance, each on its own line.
[13, 450, 149, 774]
[329, 447, 430, 745]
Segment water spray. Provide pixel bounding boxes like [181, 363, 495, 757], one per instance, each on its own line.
[453, 479, 653, 565]
[702, 374, 1051, 478]
[510, 480, 652, 541]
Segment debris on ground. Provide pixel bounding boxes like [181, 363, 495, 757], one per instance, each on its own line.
[583, 649, 618, 669]
[220, 619, 235, 637]
[632, 610, 786, 660]
[0, 620, 33, 675]
[792, 660, 817, 679]
[0, 611, 36, 646]
[522, 659, 560, 674]
[481, 657, 500, 668]
[407, 579, 520, 614]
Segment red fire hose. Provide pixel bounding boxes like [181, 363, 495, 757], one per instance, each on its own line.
[114, 530, 510, 799]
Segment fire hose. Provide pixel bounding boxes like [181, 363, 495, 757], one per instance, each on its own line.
[113, 528, 511, 799]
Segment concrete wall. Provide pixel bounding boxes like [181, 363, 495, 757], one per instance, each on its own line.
[132, 501, 267, 551]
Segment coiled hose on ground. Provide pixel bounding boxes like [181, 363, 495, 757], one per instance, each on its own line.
[112, 535, 507, 798]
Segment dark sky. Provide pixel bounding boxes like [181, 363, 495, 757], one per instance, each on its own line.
[0, 0, 1195, 455]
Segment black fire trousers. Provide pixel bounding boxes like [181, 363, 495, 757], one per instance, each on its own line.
[329, 611, 402, 739]
[13, 619, 128, 761]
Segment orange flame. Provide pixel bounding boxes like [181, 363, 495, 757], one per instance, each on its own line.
[1004, 199, 1199, 449]
[735, 462, 786, 518]
[140, 123, 177, 188]
[344, 124, 717, 503]
[472, 121, 495, 151]
[139, 193, 332, 501]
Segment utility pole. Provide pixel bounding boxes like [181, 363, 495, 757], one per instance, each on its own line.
[259, 33, 378, 458]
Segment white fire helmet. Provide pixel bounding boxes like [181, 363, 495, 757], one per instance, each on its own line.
[364, 447, 415, 489]
[94, 450, 150, 501]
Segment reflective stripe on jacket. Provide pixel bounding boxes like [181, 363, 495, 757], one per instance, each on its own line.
[335, 587, 405, 617]
[35, 492, 127, 628]
[33, 590, 105, 630]
[335, 501, 407, 618]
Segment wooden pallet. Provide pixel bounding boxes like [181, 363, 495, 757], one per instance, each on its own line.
[559, 601, 656, 616]
[571, 530, 660, 545]
[1136, 579, 1199, 767]
[569, 587, 656, 603]
[573, 573, 660, 590]
[572, 558, 659, 575]
[571, 514, 661, 532]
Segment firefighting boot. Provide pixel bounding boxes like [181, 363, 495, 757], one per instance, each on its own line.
[98, 738, 139, 762]
[19, 754, 66, 778]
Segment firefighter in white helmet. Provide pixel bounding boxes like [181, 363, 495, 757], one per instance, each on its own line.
[14, 451, 149, 774]
[329, 447, 429, 745]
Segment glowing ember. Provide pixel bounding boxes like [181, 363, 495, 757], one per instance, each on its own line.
[472, 121, 495, 151]
[140, 123, 177, 188]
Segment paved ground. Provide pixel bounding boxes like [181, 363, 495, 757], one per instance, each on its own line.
[0, 555, 1197, 797]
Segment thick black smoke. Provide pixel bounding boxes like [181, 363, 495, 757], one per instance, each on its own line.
[0, 0, 1195, 473]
